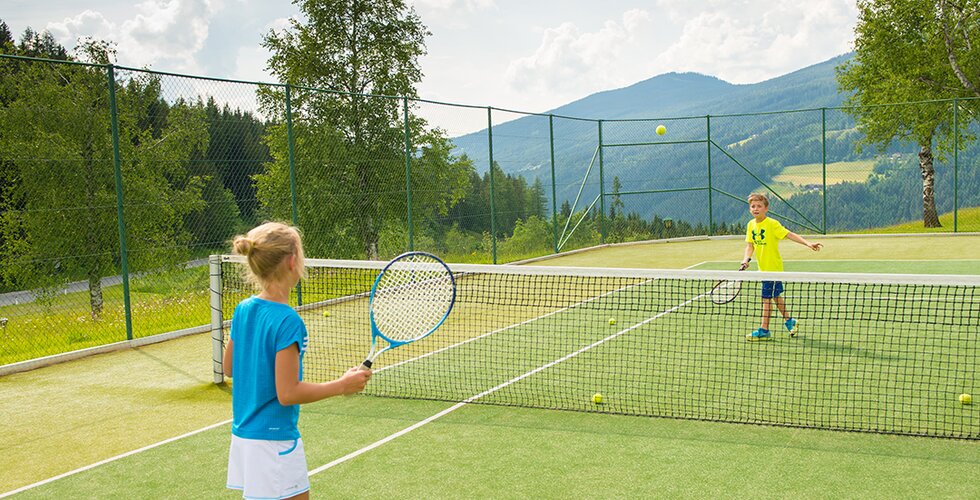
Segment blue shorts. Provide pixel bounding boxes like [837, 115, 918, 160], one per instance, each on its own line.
[761, 281, 784, 299]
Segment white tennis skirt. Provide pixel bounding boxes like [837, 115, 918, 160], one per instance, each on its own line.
[227, 435, 310, 499]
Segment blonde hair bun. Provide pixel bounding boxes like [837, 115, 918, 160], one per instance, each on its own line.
[233, 236, 254, 257]
[231, 222, 304, 287]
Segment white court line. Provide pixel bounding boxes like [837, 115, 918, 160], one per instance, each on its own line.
[376, 276, 659, 374]
[5, 265, 700, 494]
[0, 419, 231, 498]
[310, 288, 706, 475]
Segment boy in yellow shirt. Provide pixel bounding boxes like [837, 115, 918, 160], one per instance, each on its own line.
[741, 193, 823, 341]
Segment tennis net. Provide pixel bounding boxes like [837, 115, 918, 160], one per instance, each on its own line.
[210, 255, 979, 439]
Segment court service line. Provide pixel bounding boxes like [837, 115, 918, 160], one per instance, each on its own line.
[377, 275, 661, 375]
[0, 419, 231, 498]
[309, 290, 706, 476]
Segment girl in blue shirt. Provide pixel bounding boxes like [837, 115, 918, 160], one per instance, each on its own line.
[224, 222, 371, 500]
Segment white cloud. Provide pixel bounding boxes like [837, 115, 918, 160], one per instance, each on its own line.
[115, 0, 213, 72]
[47, 10, 116, 48]
[43, 0, 218, 73]
[504, 9, 655, 100]
[653, 0, 856, 83]
[498, 1, 857, 113]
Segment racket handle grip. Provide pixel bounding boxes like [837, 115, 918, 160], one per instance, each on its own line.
[360, 359, 373, 370]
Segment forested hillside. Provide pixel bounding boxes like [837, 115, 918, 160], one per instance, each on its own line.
[449, 53, 980, 233]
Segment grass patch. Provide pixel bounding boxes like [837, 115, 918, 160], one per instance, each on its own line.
[762, 160, 877, 199]
[0, 265, 211, 365]
[854, 206, 980, 233]
[773, 160, 877, 185]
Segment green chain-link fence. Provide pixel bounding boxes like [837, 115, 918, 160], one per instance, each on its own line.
[1, 53, 978, 367]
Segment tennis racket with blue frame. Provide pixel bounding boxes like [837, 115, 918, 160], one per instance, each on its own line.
[361, 252, 456, 369]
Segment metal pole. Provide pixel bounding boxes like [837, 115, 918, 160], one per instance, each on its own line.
[404, 97, 414, 249]
[284, 84, 301, 304]
[598, 120, 605, 243]
[210, 255, 224, 384]
[487, 107, 497, 264]
[822, 108, 827, 234]
[953, 99, 959, 232]
[107, 65, 133, 341]
[549, 114, 558, 253]
[706, 115, 713, 236]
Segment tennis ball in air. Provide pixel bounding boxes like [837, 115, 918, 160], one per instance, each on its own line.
[656, 125, 666, 135]
[592, 393, 603, 404]
[609, 318, 616, 325]
[322, 311, 330, 317]
[961, 393, 973, 405]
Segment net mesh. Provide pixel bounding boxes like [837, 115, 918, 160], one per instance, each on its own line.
[214, 256, 979, 439]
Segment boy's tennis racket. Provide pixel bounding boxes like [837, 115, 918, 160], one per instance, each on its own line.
[709, 258, 750, 305]
[361, 252, 456, 369]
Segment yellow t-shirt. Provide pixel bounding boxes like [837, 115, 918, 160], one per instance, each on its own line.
[746, 217, 790, 271]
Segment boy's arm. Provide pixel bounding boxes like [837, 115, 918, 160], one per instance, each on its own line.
[741, 242, 754, 269]
[786, 232, 822, 251]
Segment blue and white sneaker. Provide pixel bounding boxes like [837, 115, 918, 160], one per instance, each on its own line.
[745, 328, 772, 341]
[785, 318, 798, 337]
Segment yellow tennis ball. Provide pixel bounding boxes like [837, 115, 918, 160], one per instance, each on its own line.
[961, 393, 973, 405]
[656, 125, 666, 135]
[322, 311, 330, 317]
[609, 318, 616, 325]
[592, 393, 603, 404]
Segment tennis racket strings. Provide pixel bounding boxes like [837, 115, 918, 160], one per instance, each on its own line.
[372, 254, 455, 342]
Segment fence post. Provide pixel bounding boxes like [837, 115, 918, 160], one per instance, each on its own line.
[285, 84, 298, 226]
[598, 120, 605, 243]
[487, 107, 497, 264]
[549, 114, 558, 253]
[107, 64, 133, 341]
[404, 97, 414, 250]
[822, 108, 828, 234]
[284, 84, 301, 304]
[706, 115, 713, 236]
[953, 98, 959, 233]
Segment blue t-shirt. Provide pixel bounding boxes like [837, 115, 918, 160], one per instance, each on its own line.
[230, 296, 308, 440]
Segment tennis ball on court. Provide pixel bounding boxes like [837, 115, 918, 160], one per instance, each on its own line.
[656, 125, 666, 135]
[961, 393, 973, 405]
[592, 393, 603, 404]
[609, 318, 616, 325]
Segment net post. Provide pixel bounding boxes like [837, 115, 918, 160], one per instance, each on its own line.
[210, 255, 225, 384]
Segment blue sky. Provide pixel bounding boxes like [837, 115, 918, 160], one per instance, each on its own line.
[4, 0, 858, 134]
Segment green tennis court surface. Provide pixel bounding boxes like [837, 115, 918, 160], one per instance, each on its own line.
[3, 236, 979, 498]
[231, 258, 975, 439]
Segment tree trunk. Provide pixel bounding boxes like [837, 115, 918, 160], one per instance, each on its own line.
[88, 271, 103, 320]
[917, 143, 942, 228]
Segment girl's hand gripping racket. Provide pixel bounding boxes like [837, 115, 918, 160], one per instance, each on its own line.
[361, 252, 456, 369]
[709, 258, 750, 305]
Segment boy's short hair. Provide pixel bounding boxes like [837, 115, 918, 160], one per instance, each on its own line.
[747, 193, 769, 207]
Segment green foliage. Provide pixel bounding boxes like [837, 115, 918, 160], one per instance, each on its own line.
[838, 0, 968, 151]
[0, 46, 207, 315]
[836, 0, 980, 227]
[202, 98, 271, 226]
[260, 0, 430, 258]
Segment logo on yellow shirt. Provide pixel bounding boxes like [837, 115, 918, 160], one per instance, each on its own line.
[751, 228, 766, 244]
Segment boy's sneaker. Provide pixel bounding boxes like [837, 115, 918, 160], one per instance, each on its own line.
[785, 318, 798, 337]
[745, 328, 772, 341]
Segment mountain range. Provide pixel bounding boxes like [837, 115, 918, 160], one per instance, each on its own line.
[448, 53, 860, 230]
